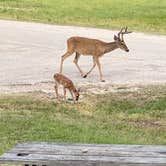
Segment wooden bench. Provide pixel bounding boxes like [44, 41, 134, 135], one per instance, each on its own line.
[0, 142, 166, 166]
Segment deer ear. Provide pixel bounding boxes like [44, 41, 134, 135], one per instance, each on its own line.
[114, 35, 118, 41]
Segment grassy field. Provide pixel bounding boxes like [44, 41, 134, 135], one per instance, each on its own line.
[0, 85, 166, 155]
[0, 0, 166, 34]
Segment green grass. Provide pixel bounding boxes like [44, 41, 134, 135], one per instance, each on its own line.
[0, 86, 166, 155]
[0, 0, 166, 34]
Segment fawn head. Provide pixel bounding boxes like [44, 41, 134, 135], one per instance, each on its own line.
[114, 27, 132, 52]
[74, 88, 80, 101]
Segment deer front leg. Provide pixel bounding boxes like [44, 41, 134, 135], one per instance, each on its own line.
[60, 51, 73, 73]
[83, 56, 96, 78]
[95, 57, 105, 82]
[73, 52, 85, 77]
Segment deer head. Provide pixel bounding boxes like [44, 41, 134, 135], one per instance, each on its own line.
[114, 27, 132, 52]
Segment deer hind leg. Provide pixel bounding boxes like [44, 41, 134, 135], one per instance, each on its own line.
[60, 51, 74, 73]
[73, 52, 85, 77]
[95, 57, 105, 82]
[83, 56, 96, 78]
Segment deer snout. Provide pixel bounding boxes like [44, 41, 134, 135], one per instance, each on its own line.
[126, 49, 129, 52]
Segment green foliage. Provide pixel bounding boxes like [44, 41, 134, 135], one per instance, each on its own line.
[0, 0, 165, 34]
[0, 86, 166, 155]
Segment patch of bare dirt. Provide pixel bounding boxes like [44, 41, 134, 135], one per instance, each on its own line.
[0, 81, 142, 97]
[128, 119, 166, 130]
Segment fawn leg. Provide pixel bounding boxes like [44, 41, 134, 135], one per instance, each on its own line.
[69, 90, 75, 103]
[63, 87, 67, 102]
[54, 85, 59, 100]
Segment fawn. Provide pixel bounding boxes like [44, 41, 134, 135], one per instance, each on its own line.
[53, 73, 80, 103]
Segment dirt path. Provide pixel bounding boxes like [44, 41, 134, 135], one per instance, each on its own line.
[0, 20, 166, 94]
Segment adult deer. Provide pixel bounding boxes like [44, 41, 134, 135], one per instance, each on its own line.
[60, 27, 132, 82]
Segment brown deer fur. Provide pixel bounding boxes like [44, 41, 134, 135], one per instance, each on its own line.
[53, 73, 80, 103]
[60, 27, 132, 82]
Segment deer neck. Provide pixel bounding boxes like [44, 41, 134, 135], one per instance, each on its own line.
[104, 42, 118, 54]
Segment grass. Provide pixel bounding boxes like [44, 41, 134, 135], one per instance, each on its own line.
[0, 0, 166, 34]
[0, 85, 166, 155]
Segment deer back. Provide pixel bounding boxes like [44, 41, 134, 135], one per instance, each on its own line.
[67, 37, 106, 55]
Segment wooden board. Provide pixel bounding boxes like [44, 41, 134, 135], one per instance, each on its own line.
[0, 142, 166, 166]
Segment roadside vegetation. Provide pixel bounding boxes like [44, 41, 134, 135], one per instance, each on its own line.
[0, 85, 166, 155]
[0, 0, 166, 34]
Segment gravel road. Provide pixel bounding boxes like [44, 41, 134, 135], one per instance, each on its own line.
[0, 20, 166, 91]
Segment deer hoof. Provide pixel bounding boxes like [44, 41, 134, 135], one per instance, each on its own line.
[101, 79, 105, 82]
[83, 74, 87, 78]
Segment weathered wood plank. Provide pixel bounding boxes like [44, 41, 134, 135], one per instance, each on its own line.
[7, 142, 166, 157]
[7, 149, 166, 158]
[0, 142, 166, 166]
[1, 153, 166, 163]
[15, 142, 166, 152]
